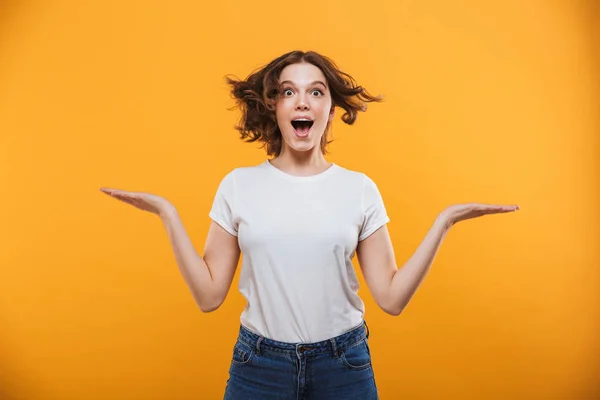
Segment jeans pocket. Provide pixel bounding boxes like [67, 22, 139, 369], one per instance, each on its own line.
[340, 340, 372, 371]
[231, 341, 254, 366]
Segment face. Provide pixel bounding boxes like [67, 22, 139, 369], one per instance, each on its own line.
[275, 62, 335, 154]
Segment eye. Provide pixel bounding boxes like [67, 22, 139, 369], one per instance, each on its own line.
[311, 89, 324, 96]
[282, 88, 294, 96]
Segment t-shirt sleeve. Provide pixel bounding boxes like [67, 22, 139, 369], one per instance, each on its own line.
[208, 170, 238, 236]
[359, 174, 390, 241]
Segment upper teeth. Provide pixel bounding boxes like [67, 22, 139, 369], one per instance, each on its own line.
[294, 118, 311, 121]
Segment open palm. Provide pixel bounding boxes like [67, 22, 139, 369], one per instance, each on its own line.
[442, 203, 520, 226]
[100, 187, 174, 216]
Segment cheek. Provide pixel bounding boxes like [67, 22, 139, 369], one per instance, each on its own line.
[275, 100, 291, 118]
[316, 104, 331, 123]
[274, 106, 286, 124]
[276, 113, 292, 135]
[315, 98, 331, 114]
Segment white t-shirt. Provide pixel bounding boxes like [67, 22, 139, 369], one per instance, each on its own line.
[209, 160, 390, 343]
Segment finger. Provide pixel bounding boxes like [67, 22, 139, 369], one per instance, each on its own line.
[101, 188, 128, 196]
[110, 190, 139, 199]
[111, 193, 143, 206]
[112, 191, 134, 198]
[100, 188, 137, 196]
[497, 205, 519, 211]
[111, 194, 136, 205]
[487, 205, 519, 213]
[471, 204, 497, 213]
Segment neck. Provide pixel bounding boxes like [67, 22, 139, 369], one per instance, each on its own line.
[270, 146, 331, 176]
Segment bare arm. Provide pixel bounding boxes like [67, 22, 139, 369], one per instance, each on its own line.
[160, 207, 240, 313]
[357, 204, 519, 316]
[357, 216, 449, 316]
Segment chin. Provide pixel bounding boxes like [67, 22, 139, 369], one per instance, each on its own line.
[281, 131, 321, 151]
[286, 142, 318, 153]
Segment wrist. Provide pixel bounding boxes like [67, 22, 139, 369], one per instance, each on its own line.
[436, 211, 454, 231]
[159, 204, 178, 220]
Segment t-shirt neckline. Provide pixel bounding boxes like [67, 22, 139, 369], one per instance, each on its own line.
[264, 159, 339, 182]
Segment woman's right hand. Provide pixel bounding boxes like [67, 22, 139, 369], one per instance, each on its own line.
[100, 187, 175, 217]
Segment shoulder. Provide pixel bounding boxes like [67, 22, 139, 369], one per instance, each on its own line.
[218, 161, 269, 180]
[332, 164, 374, 187]
[214, 162, 272, 194]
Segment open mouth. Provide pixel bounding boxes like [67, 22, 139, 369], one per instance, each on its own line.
[291, 120, 314, 136]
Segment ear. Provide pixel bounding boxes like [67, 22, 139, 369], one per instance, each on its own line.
[328, 106, 335, 122]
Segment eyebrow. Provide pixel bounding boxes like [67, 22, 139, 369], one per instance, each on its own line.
[280, 80, 327, 89]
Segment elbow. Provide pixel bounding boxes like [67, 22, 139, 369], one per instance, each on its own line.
[380, 298, 404, 316]
[382, 306, 402, 317]
[199, 298, 224, 313]
[197, 291, 225, 313]
[388, 301, 411, 316]
[199, 300, 222, 313]
[200, 304, 219, 313]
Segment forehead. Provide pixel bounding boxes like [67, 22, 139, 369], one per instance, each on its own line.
[278, 62, 327, 86]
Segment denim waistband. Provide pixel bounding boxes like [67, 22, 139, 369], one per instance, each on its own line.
[236, 320, 371, 358]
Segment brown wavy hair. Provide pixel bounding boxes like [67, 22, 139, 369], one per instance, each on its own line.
[225, 50, 383, 156]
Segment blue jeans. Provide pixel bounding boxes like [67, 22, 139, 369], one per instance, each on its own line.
[223, 320, 379, 399]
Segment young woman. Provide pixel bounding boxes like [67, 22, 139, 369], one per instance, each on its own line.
[100, 50, 519, 399]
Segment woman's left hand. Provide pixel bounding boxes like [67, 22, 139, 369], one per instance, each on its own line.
[440, 203, 520, 227]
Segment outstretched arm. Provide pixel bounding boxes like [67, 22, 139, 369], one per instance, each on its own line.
[100, 188, 241, 313]
[357, 203, 519, 316]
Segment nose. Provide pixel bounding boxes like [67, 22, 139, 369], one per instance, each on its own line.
[295, 94, 309, 111]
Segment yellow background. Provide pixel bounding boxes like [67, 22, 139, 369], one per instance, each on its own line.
[1, 0, 598, 398]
